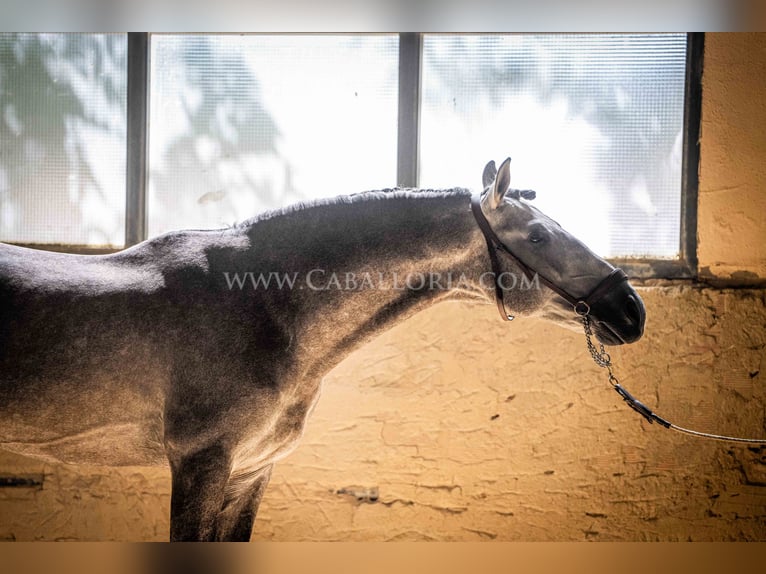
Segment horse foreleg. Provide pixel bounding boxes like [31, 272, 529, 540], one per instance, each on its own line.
[168, 442, 232, 542]
[215, 465, 274, 542]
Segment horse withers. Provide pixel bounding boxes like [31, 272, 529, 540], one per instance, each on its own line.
[0, 158, 644, 541]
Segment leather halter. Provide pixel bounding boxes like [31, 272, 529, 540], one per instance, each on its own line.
[470, 192, 628, 321]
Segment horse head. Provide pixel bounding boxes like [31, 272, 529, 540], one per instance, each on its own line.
[477, 157, 645, 345]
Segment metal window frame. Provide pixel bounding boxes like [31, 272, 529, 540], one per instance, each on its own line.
[125, 32, 150, 247]
[397, 33, 421, 188]
[611, 32, 703, 280]
[402, 32, 703, 280]
[10, 32, 146, 255]
[11, 32, 703, 280]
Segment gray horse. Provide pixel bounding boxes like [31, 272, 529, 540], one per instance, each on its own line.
[0, 158, 645, 541]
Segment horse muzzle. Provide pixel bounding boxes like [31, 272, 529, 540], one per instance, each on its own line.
[589, 285, 646, 345]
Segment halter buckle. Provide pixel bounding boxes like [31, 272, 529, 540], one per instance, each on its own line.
[574, 301, 590, 317]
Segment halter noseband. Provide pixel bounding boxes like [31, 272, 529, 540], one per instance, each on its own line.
[470, 192, 628, 321]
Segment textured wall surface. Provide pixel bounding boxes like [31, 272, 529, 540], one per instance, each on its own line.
[698, 33, 766, 282]
[261, 288, 766, 541]
[1, 33, 765, 542]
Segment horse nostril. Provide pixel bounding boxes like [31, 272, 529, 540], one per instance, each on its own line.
[626, 294, 641, 325]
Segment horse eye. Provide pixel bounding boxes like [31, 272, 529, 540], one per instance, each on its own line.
[528, 230, 545, 244]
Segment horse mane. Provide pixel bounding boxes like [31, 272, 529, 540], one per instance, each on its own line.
[235, 187, 473, 230]
[510, 189, 537, 201]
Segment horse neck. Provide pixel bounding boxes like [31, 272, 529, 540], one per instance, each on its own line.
[246, 190, 491, 376]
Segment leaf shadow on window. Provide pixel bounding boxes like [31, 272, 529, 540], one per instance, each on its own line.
[148, 36, 294, 237]
[0, 34, 292, 246]
[147, 34, 400, 238]
[422, 35, 687, 258]
[0, 34, 127, 247]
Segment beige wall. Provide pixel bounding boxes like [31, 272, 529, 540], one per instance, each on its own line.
[698, 33, 766, 282]
[1, 33, 765, 542]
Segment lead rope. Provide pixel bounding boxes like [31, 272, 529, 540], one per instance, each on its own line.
[580, 312, 766, 445]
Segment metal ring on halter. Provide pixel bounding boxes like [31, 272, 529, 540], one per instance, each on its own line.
[574, 301, 590, 317]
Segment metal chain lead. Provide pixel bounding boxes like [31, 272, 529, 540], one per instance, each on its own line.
[581, 314, 612, 370]
[581, 312, 623, 392]
[579, 308, 766, 444]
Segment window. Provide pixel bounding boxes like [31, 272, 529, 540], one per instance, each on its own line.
[0, 33, 701, 277]
[420, 34, 688, 260]
[0, 33, 127, 247]
[148, 35, 398, 236]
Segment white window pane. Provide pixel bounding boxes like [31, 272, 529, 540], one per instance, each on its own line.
[148, 35, 399, 237]
[420, 34, 687, 259]
[0, 33, 127, 247]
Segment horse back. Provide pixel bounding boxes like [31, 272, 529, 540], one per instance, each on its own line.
[0, 240, 189, 465]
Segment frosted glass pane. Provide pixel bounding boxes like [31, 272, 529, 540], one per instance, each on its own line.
[148, 35, 398, 236]
[0, 33, 127, 247]
[420, 34, 687, 259]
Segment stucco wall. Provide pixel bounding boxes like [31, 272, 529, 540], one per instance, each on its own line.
[1, 33, 765, 541]
[698, 33, 766, 282]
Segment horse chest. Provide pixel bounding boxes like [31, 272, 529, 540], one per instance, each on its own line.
[233, 385, 322, 470]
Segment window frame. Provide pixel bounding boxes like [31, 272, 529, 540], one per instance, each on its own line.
[9, 32, 703, 279]
[608, 32, 703, 279]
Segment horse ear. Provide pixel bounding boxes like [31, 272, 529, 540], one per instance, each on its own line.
[489, 157, 512, 210]
[482, 160, 497, 189]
